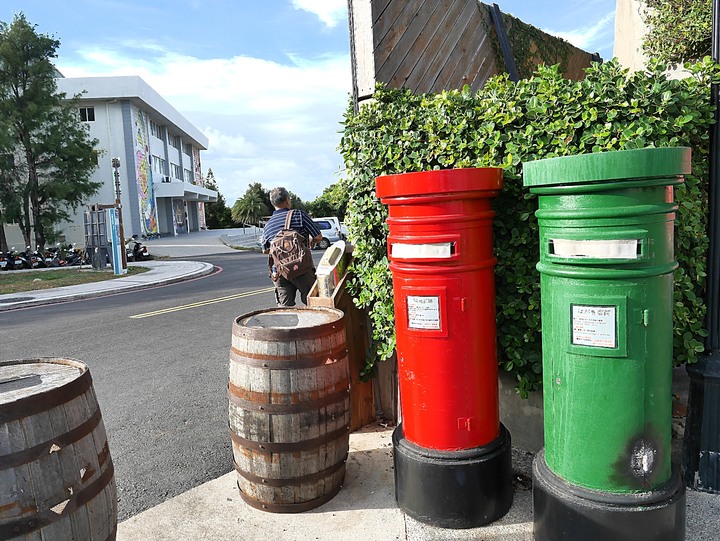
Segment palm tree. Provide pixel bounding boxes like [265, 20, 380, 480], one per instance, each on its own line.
[231, 192, 268, 227]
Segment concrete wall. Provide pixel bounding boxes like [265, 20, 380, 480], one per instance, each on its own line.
[613, 0, 692, 79]
[498, 370, 544, 453]
[613, 0, 649, 72]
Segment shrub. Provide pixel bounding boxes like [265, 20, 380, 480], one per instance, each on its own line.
[339, 58, 719, 396]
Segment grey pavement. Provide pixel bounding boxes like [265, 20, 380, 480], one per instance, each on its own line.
[2, 227, 718, 540]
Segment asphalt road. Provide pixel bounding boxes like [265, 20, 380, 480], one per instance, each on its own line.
[0, 250, 275, 520]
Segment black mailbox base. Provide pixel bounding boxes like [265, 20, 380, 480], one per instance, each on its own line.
[392, 423, 513, 529]
[533, 451, 686, 541]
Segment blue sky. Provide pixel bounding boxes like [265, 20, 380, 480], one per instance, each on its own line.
[2, 1, 616, 204]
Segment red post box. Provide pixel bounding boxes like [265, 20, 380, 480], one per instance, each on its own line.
[376, 167, 513, 528]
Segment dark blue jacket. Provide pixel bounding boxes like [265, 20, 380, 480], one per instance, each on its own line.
[261, 208, 320, 251]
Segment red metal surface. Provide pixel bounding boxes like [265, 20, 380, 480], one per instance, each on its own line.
[376, 168, 503, 451]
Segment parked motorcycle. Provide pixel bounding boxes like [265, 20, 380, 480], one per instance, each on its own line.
[126, 236, 149, 262]
[25, 246, 47, 269]
[9, 247, 31, 270]
[64, 244, 89, 266]
[0, 249, 13, 271]
[44, 245, 66, 267]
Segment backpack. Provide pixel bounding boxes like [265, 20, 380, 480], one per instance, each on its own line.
[268, 209, 314, 281]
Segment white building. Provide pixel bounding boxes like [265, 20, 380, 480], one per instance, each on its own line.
[51, 75, 216, 245]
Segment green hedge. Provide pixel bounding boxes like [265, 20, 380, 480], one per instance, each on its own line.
[339, 59, 719, 396]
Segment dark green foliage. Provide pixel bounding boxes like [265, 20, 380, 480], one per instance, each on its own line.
[643, 0, 711, 65]
[306, 182, 348, 220]
[231, 182, 272, 226]
[0, 13, 100, 249]
[203, 169, 233, 229]
[339, 59, 718, 395]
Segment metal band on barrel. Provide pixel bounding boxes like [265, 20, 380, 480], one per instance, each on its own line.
[0, 369, 92, 423]
[227, 384, 349, 413]
[229, 343, 348, 370]
[229, 424, 350, 453]
[236, 480, 344, 513]
[233, 455, 346, 487]
[0, 408, 103, 470]
[0, 460, 114, 538]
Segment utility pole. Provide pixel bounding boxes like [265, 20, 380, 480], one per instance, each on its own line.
[682, 0, 720, 493]
[112, 157, 128, 270]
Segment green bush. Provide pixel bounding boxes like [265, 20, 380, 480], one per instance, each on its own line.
[339, 59, 719, 396]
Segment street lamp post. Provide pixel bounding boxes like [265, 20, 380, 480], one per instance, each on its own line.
[682, 0, 720, 493]
[112, 158, 127, 270]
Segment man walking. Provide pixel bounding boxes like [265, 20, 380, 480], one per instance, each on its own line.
[261, 187, 323, 306]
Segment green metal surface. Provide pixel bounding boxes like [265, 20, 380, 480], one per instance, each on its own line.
[523, 148, 688, 493]
[523, 147, 691, 188]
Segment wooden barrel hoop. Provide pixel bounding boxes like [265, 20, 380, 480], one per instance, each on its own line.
[229, 307, 351, 513]
[0, 357, 117, 540]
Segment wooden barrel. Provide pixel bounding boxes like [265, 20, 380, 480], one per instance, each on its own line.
[228, 307, 350, 513]
[0, 358, 117, 540]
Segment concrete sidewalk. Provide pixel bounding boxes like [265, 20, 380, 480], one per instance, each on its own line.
[116, 422, 718, 541]
[117, 423, 536, 541]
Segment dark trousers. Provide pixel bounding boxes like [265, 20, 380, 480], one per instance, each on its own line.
[274, 271, 316, 306]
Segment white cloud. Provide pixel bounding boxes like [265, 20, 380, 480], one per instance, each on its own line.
[292, 0, 348, 28]
[544, 11, 615, 54]
[57, 43, 352, 203]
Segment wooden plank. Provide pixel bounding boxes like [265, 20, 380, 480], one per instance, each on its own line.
[431, 1, 485, 92]
[469, 53, 498, 92]
[26, 409, 68, 541]
[564, 48, 595, 80]
[446, 32, 494, 90]
[403, 0, 468, 93]
[308, 274, 375, 431]
[372, 0, 417, 53]
[49, 400, 92, 541]
[372, 0, 393, 26]
[376, 0, 437, 85]
[469, 6, 502, 91]
[65, 392, 107, 541]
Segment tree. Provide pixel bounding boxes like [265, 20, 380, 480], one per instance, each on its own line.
[305, 182, 348, 219]
[642, 0, 712, 65]
[231, 182, 271, 226]
[0, 14, 100, 250]
[288, 191, 306, 211]
[202, 168, 233, 229]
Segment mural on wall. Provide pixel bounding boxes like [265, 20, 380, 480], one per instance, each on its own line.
[193, 146, 208, 229]
[173, 198, 187, 235]
[134, 110, 159, 236]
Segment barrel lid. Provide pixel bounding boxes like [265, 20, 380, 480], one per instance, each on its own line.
[0, 358, 87, 407]
[522, 147, 691, 188]
[237, 307, 343, 330]
[376, 167, 503, 200]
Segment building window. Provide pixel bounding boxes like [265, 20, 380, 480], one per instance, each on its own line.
[184, 143, 193, 156]
[171, 163, 182, 179]
[79, 107, 95, 122]
[152, 155, 168, 179]
[184, 168, 194, 184]
[150, 121, 166, 142]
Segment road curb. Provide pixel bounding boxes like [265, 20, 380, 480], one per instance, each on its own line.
[0, 262, 215, 311]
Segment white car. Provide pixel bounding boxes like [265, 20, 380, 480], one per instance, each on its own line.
[312, 216, 345, 249]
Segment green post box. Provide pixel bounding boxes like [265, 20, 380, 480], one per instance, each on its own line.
[523, 148, 689, 541]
